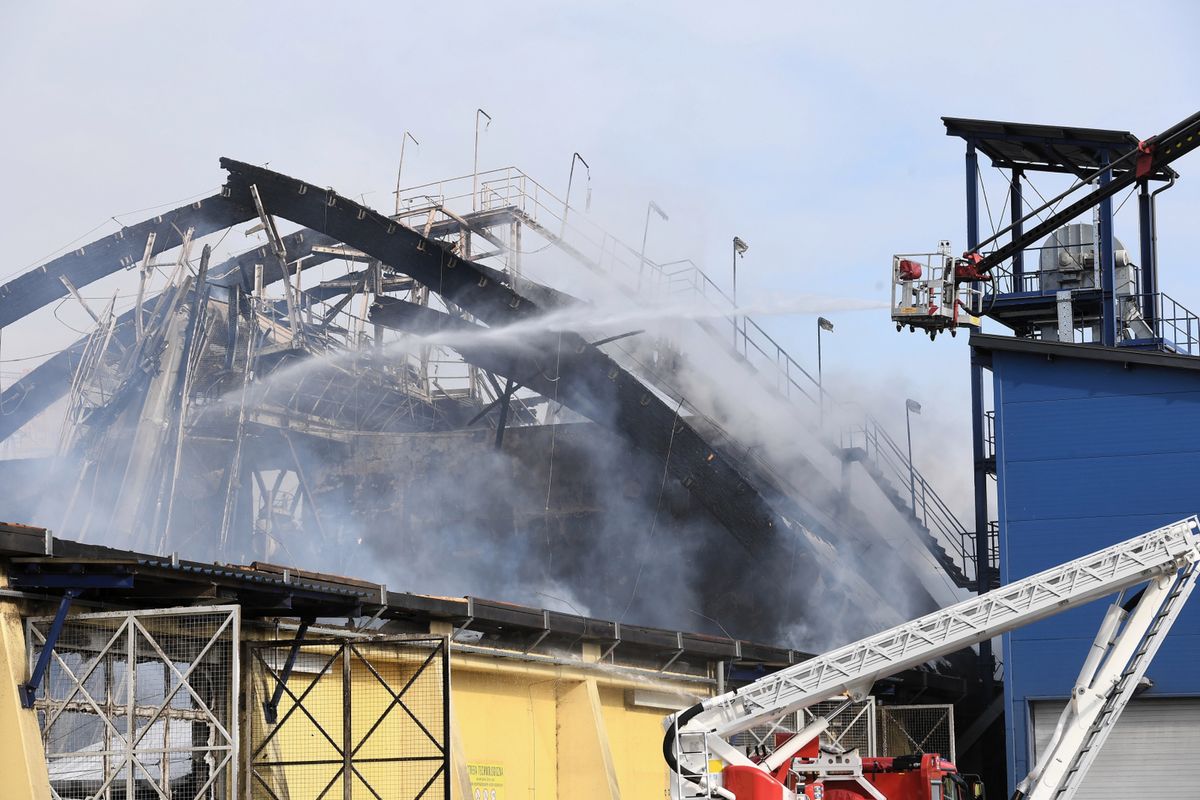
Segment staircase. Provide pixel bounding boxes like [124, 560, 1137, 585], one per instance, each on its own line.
[841, 418, 999, 590]
[394, 167, 993, 590]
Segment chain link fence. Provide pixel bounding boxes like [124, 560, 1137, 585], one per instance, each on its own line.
[246, 634, 449, 800]
[27, 605, 240, 800]
[877, 703, 956, 762]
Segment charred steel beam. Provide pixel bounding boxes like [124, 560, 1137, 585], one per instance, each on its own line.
[219, 156, 793, 553]
[0, 194, 254, 329]
[2, 230, 347, 443]
[369, 297, 787, 553]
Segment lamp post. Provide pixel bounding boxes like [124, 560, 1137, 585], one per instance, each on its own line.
[393, 130, 420, 215]
[906, 398, 922, 513]
[562, 152, 591, 237]
[472, 108, 492, 212]
[817, 316, 834, 420]
[732, 236, 749, 349]
[638, 201, 669, 289]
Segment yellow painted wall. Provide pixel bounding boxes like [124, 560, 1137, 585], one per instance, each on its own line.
[251, 643, 447, 800]
[0, 576, 51, 800]
[449, 652, 706, 800]
[597, 684, 675, 800]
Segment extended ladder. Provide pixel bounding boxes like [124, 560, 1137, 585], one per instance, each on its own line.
[666, 517, 1200, 797]
[1022, 558, 1198, 800]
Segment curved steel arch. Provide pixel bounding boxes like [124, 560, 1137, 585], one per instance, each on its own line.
[217, 159, 796, 554]
[0, 194, 254, 329]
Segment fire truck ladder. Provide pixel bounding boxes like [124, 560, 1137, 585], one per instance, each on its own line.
[1019, 551, 1198, 800]
[664, 517, 1200, 800]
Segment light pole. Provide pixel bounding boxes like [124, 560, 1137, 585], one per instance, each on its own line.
[562, 152, 591, 236]
[393, 130, 420, 215]
[906, 398, 922, 513]
[472, 108, 492, 212]
[817, 316, 833, 421]
[733, 236, 749, 348]
[638, 201, 668, 289]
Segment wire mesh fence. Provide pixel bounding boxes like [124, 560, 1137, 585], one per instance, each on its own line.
[877, 703, 956, 762]
[27, 605, 240, 800]
[246, 634, 449, 800]
[730, 698, 877, 759]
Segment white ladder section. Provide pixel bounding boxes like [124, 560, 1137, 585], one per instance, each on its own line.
[668, 517, 1200, 794]
[1021, 556, 1199, 800]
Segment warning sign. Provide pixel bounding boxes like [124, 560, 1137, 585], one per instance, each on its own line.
[468, 762, 504, 800]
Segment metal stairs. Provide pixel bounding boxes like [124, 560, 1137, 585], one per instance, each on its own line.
[394, 166, 989, 592]
[843, 446, 979, 590]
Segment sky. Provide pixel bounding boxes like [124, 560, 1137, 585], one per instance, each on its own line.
[2, 0, 1199, 512]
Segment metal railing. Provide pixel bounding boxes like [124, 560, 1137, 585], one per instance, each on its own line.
[843, 416, 978, 582]
[397, 166, 979, 581]
[1122, 291, 1200, 355]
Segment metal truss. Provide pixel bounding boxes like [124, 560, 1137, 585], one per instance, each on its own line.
[219, 159, 793, 554]
[0, 195, 253, 329]
[246, 635, 449, 800]
[27, 604, 240, 800]
[680, 517, 1200, 738]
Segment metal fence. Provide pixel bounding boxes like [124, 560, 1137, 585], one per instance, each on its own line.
[27, 605, 241, 800]
[877, 704, 956, 762]
[730, 698, 877, 758]
[245, 635, 449, 800]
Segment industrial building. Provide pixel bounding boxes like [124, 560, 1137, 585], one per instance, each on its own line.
[2, 104, 1200, 800]
[0, 521, 962, 800]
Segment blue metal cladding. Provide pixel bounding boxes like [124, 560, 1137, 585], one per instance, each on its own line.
[991, 348, 1200, 790]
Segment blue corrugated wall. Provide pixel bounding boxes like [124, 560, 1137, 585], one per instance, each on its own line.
[991, 348, 1200, 790]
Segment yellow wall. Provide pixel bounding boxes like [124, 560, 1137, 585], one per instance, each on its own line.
[449, 651, 706, 800]
[250, 643, 447, 800]
[0, 577, 51, 800]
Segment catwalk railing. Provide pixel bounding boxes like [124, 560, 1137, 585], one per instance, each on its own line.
[395, 168, 977, 583]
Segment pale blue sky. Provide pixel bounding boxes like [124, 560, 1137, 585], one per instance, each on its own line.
[2, 1, 1199, 507]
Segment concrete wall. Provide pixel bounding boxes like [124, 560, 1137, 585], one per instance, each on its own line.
[990, 348, 1200, 790]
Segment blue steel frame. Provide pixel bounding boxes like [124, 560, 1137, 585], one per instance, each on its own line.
[18, 589, 79, 709]
[16, 568, 135, 709]
[955, 120, 1170, 709]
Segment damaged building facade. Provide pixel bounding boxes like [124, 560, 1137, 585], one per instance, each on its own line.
[0, 158, 997, 797]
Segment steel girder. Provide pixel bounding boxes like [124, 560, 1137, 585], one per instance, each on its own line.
[367, 297, 795, 553]
[0, 194, 254, 329]
[220, 160, 792, 552]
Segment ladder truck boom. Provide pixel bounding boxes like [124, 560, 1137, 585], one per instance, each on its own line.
[664, 517, 1200, 800]
[969, 108, 1200, 276]
[891, 109, 1200, 337]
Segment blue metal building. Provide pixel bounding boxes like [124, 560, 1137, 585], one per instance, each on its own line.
[975, 334, 1200, 793]
[920, 112, 1200, 796]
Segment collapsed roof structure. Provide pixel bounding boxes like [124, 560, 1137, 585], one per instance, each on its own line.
[0, 158, 989, 646]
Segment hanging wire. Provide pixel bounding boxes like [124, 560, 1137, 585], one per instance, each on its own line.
[619, 396, 685, 623]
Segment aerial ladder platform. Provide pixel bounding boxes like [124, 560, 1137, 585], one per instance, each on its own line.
[663, 517, 1200, 800]
[892, 108, 1200, 337]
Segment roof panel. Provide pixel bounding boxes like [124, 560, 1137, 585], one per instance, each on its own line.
[943, 116, 1178, 180]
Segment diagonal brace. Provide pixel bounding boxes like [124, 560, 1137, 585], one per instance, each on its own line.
[19, 588, 79, 708]
[263, 617, 314, 725]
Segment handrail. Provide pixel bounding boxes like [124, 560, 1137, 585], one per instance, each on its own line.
[395, 164, 979, 581]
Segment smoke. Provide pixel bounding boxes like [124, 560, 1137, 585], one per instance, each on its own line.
[0, 198, 964, 657]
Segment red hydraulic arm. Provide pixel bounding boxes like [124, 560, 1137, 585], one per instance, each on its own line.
[964, 108, 1200, 276]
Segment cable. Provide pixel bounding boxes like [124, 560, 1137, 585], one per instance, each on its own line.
[541, 332, 563, 583]
[619, 396, 684, 623]
[2, 186, 220, 281]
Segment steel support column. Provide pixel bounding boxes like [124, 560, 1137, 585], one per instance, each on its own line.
[1098, 153, 1117, 347]
[1010, 167, 1024, 289]
[1138, 182, 1157, 325]
[965, 139, 994, 689]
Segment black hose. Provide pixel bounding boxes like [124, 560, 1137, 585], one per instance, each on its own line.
[663, 702, 706, 778]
